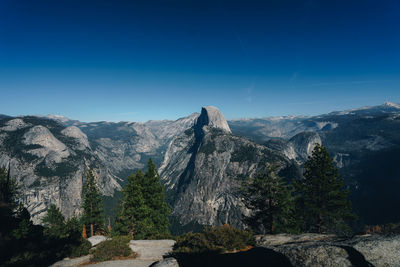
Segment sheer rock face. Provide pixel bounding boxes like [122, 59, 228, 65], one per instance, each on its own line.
[197, 106, 231, 133]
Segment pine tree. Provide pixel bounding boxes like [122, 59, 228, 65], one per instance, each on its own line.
[241, 165, 296, 234]
[114, 159, 170, 239]
[295, 144, 356, 234]
[82, 169, 105, 237]
[0, 165, 19, 208]
[114, 170, 150, 238]
[0, 165, 20, 241]
[143, 159, 171, 236]
[42, 204, 66, 237]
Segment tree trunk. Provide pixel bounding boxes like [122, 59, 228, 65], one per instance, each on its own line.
[90, 202, 93, 236]
[107, 217, 112, 233]
[268, 196, 274, 234]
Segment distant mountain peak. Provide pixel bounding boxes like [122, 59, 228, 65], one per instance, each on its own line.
[196, 106, 231, 133]
[46, 114, 71, 123]
[382, 101, 400, 109]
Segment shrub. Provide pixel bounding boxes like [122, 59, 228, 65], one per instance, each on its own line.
[173, 225, 254, 254]
[91, 236, 132, 262]
[204, 224, 254, 252]
[173, 232, 222, 254]
[147, 232, 176, 240]
[69, 238, 91, 258]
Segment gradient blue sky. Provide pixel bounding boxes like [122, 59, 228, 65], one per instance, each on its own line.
[1, 0, 399, 122]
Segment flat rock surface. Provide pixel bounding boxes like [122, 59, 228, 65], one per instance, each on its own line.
[89, 259, 156, 267]
[257, 233, 400, 267]
[50, 255, 92, 267]
[129, 239, 176, 261]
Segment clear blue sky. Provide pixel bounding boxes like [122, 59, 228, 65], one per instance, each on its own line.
[0, 0, 399, 122]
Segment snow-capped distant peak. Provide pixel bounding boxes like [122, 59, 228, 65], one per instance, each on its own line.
[383, 101, 400, 109]
[46, 114, 71, 122]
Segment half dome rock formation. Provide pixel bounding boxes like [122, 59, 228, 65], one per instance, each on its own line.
[196, 106, 231, 133]
[159, 106, 296, 229]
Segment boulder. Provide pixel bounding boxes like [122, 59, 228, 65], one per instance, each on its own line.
[88, 235, 109, 247]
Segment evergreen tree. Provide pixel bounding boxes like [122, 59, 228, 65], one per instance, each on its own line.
[82, 169, 105, 237]
[0, 165, 21, 247]
[0, 165, 19, 208]
[114, 170, 150, 238]
[143, 159, 171, 236]
[42, 204, 66, 238]
[295, 144, 356, 234]
[114, 159, 170, 239]
[241, 165, 296, 234]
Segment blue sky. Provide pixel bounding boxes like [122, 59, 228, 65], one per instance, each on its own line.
[0, 0, 399, 122]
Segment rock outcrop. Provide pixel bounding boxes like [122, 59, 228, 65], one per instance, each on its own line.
[256, 234, 400, 267]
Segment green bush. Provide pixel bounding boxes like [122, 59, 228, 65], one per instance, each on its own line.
[92, 236, 132, 262]
[173, 232, 222, 254]
[204, 224, 254, 252]
[69, 238, 91, 258]
[173, 225, 254, 254]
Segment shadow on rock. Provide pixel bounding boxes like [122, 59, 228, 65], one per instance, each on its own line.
[337, 245, 374, 267]
[174, 247, 293, 267]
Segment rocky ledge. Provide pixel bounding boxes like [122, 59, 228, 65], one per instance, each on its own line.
[256, 233, 400, 267]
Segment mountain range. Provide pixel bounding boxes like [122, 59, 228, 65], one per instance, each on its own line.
[1, 102, 399, 229]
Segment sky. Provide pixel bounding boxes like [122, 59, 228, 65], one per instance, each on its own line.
[0, 0, 399, 122]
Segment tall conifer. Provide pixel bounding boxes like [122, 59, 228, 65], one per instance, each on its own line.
[42, 204, 65, 237]
[143, 159, 170, 236]
[82, 169, 104, 236]
[114, 159, 170, 239]
[295, 144, 356, 234]
[242, 165, 296, 234]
